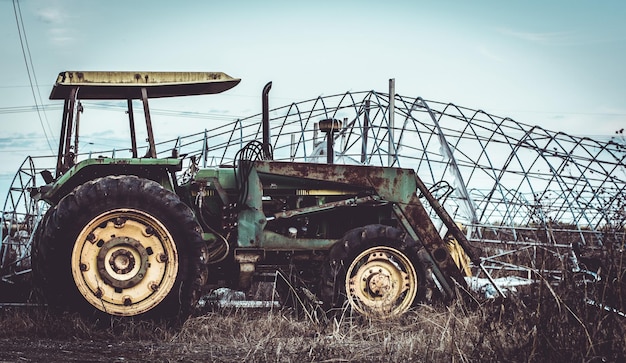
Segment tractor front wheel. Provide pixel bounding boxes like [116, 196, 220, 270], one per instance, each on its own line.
[321, 224, 425, 318]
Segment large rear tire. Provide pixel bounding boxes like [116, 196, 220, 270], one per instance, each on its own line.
[321, 224, 426, 318]
[33, 175, 205, 321]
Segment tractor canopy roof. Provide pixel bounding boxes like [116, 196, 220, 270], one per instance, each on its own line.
[49, 71, 241, 100]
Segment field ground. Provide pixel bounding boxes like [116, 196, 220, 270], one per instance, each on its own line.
[1, 275, 626, 363]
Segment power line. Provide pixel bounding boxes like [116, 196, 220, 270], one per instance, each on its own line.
[18, 6, 56, 143]
[12, 0, 55, 154]
[0, 104, 63, 115]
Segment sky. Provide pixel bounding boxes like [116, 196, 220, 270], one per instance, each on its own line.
[1, 0, 625, 200]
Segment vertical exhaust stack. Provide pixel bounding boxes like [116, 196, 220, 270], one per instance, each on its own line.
[262, 82, 273, 159]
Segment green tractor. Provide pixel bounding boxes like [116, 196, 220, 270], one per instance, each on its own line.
[3, 71, 481, 321]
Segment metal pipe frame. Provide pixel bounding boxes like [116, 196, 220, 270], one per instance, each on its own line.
[3, 88, 624, 283]
[143, 88, 624, 277]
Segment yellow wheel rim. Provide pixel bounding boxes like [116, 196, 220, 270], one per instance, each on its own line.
[345, 246, 418, 317]
[71, 209, 178, 316]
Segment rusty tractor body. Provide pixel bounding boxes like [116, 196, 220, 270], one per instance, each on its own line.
[2, 71, 481, 320]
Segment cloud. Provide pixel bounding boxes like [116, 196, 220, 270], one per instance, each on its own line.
[0, 132, 47, 149]
[34, 4, 76, 46]
[496, 27, 577, 46]
[496, 26, 624, 47]
[35, 7, 65, 24]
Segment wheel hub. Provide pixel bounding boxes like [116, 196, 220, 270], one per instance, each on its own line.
[96, 236, 149, 289]
[110, 249, 134, 274]
[367, 271, 391, 296]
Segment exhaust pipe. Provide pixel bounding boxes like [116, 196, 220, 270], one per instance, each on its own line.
[262, 82, 272, 159]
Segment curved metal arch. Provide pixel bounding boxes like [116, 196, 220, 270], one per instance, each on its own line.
[524, 127, 599, 230]
[361, 90, 398, 167]
[474, 119, 539, 225]
[335, 91, 372, 157]
[547, 136, 606, 227]
[416, 97, 478, 223]
[438, 104, 499, 188]
[271, 101, 309, 161]
[510, 126, 594, 231]
[326, 90, 367, 160]
[368, 90, 400, 166]
[394, 95, 443, 184]
[464, 112, 529, 186]
[561, 135, 624, 229]
[436, 107, 529, 227]
[469, 113, 535, 207]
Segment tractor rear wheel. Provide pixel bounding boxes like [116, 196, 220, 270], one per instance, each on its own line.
[321, 224, 426, 318]
[33, 175, 205, 321]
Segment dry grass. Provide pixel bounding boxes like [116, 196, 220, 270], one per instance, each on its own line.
[2, 236, 626, 362]
[2, 277, 625, 363]
[173, 304, 482, 362]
